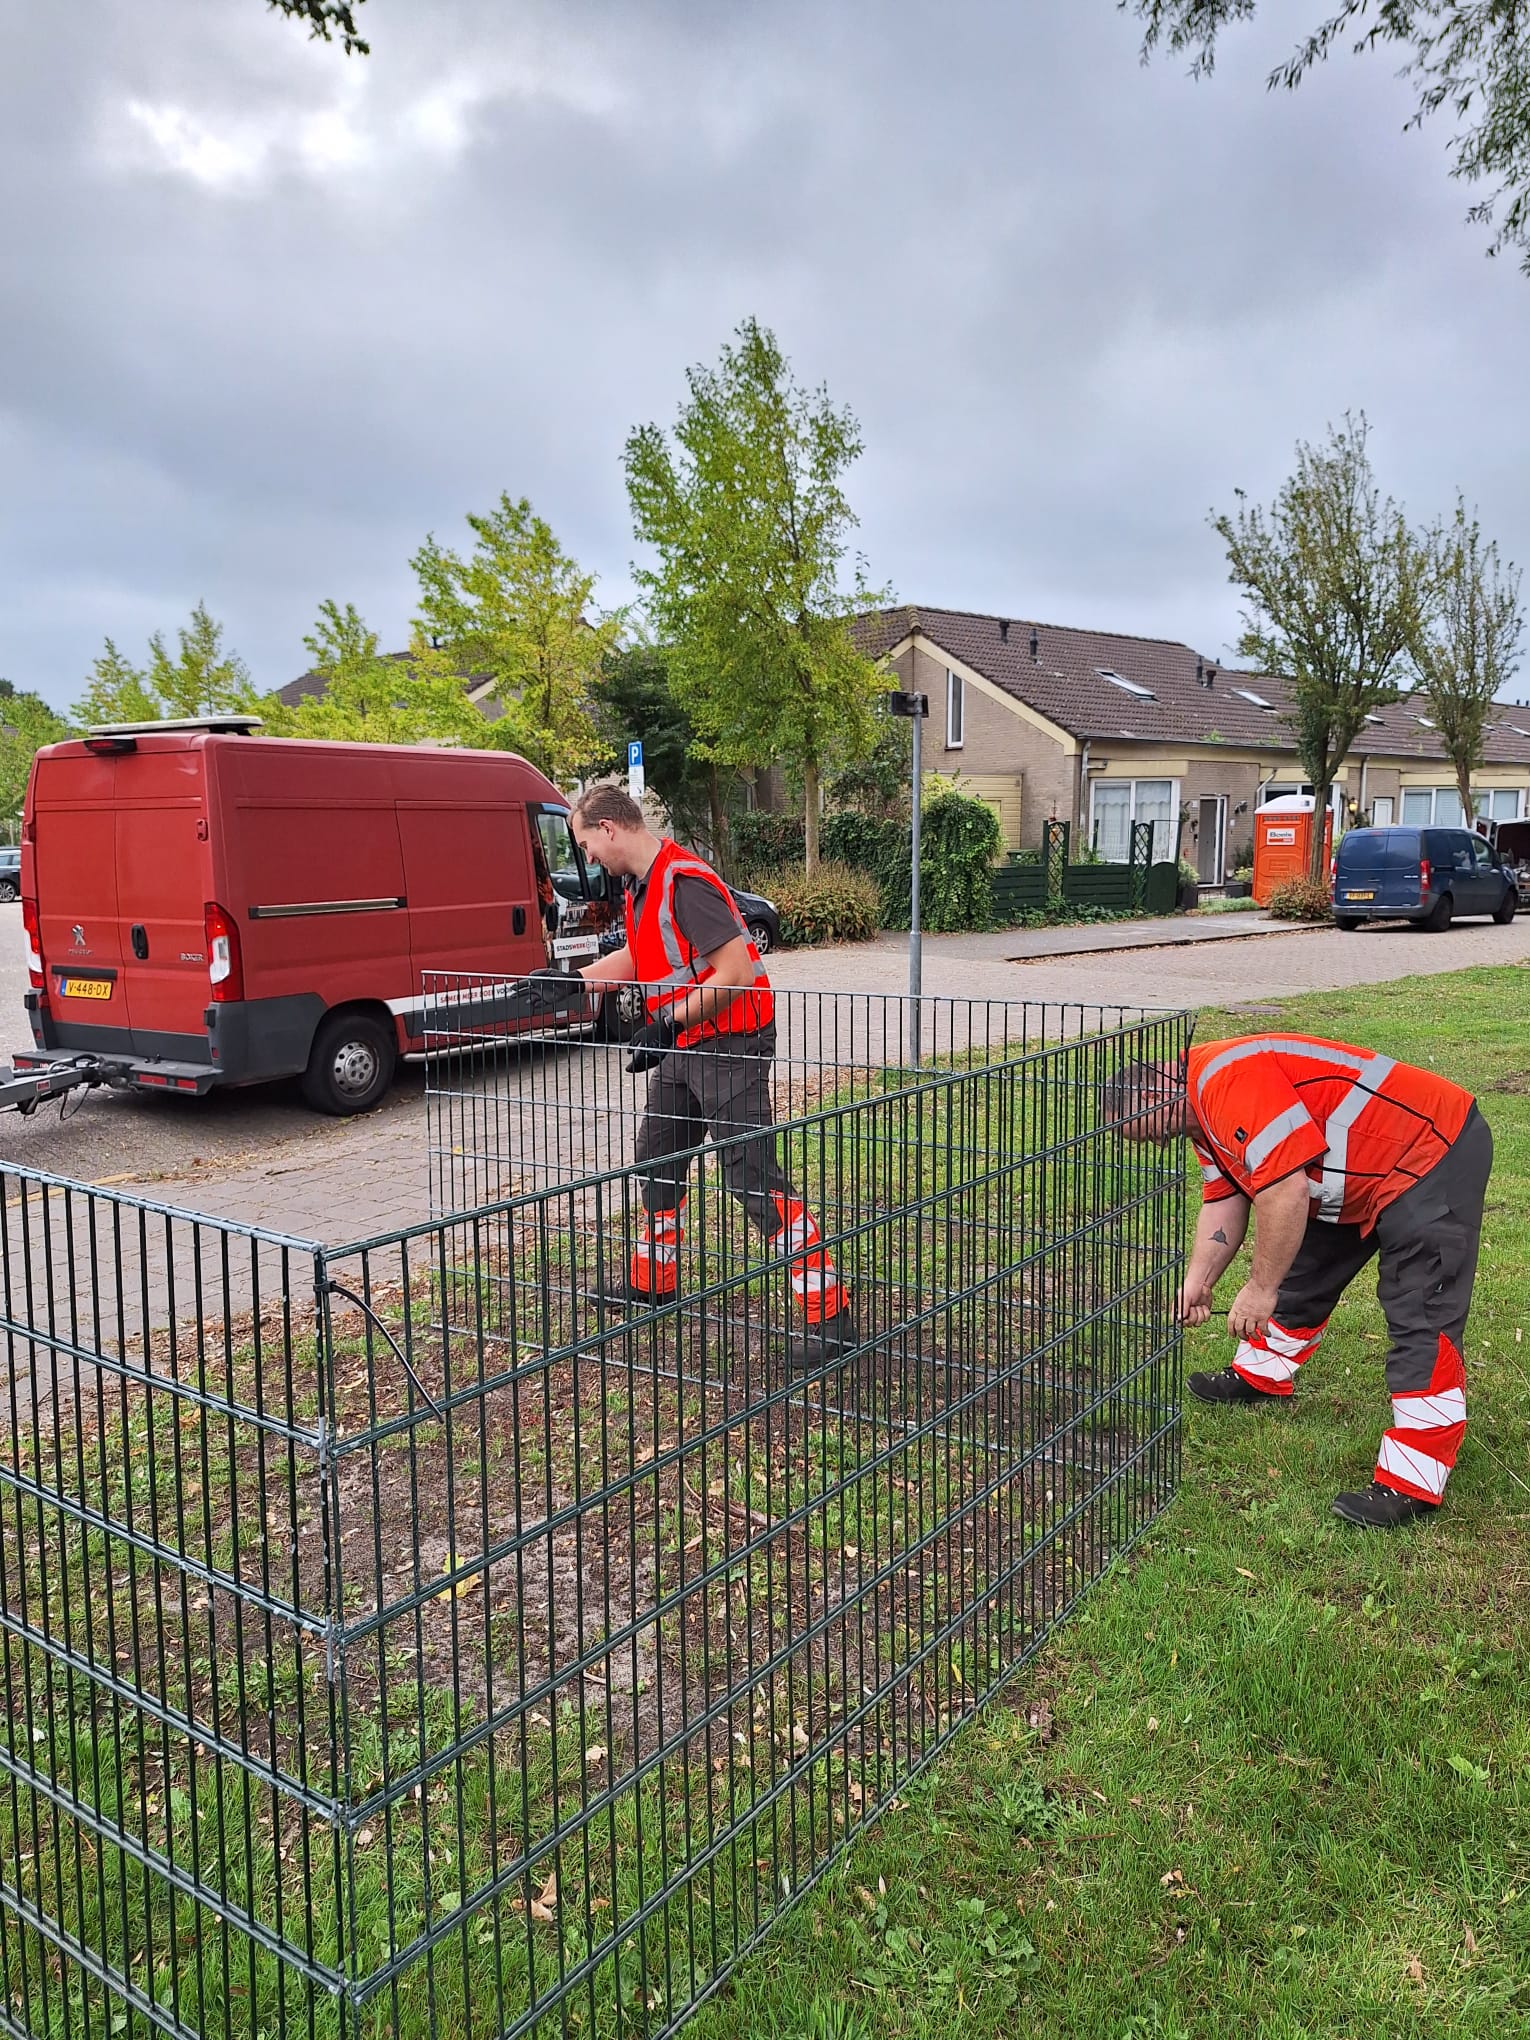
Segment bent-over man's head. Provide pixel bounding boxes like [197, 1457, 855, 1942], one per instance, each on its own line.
[571, 784, 651, 878]
[1100, 1056, 1192, 1144]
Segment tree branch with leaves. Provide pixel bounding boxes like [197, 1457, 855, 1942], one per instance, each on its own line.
[1123, 2, 1530, 272]
[1411, 499, 1524, 820]
[1215, 413, 1427, 876]
[267, 1, 369, 55]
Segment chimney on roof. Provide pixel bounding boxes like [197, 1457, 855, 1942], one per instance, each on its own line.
[1195, 659, 1203, 686]
[1206, 667, 1216, 687]
[999, 619, 1009, 644]
[1029, 628, 1039, 661]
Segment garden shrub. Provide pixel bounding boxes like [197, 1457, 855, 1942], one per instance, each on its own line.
[920, 789, 1001, 932]
[1266, 875, 1334, 923]
[733, 809, 804, 884]
[762, 861, 881, 947]
[822, 809, 909, 926]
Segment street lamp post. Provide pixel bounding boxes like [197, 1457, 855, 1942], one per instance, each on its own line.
[886, 689, 929, 1066]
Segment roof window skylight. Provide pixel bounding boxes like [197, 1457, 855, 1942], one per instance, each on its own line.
[1232, 687, 1276, 710]
[1415, 714, 1436, 728]
[1096, 668, 1155, 699]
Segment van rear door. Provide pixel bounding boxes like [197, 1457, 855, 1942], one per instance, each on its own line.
[112, 749, 213, 1051]
[1337, 827, 1421, 909]
[30, 753, 133, 1042]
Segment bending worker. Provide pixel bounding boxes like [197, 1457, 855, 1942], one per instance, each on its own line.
[571, 784, 858, 1370]
[1109, 1031, 1491, 1529]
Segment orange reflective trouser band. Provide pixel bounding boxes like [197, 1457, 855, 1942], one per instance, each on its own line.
[629, 1199, 685, 1297]
[768, 1195, 846, 1325]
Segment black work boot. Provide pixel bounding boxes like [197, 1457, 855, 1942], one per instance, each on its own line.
[789, 1310, 860, 1376]
[587, 1274, 679, 1317]
[1188, 1367, 1274, 1406]
[1332, 1481, 1435, 1529]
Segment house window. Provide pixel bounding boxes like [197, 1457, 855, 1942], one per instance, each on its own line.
[1399, 785, 1521, 826]
[946, 669, 964, 749]
[1090, 777, 1177, 864]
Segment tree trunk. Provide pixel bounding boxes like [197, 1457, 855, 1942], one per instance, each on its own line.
[1456, 763, 1477, 828]
[1308, 774, 1333, 880]
[707, 767, 730, 876]
[804, 760, 820, 875]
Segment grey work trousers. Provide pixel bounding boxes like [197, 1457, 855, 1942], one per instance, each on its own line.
[1272, 1104, 1493, 1397]
[634, 1026, 796, 1235]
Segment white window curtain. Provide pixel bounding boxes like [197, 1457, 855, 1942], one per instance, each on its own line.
[1400, 789, 1433, 824]
[1091, 783, 1130, 862]
[1091, 778, 1176, 863]
[946, 669, 964, 749]
[1133, 779, 1176, 863]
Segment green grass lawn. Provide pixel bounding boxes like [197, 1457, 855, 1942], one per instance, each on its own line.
[689, 965, 1530, 2040]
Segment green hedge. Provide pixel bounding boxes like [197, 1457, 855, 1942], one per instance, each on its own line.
[760, 861, 882, 947]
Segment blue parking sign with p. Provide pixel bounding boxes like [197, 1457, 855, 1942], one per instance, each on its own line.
[628, 741, 643, 769]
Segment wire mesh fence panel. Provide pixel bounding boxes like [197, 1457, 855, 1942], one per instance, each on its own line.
[329, 998, 1190, 2037]
[0, 1171, 342, 2040]
[0, 993, 1190, 2040]
[422, 978, 1169, 1214]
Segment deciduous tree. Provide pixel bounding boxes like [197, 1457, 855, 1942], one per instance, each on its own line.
[0, 682, 71, 825]
[1412, 499, 1524, 821]
[1214, 413, 1427, 877]
[270, 601, 482, 747]
[624, 318, 889, 873]
[413, 496, 620, 784]
[588, 642, 741, 861]
[73, 605, 260, 725]
[1122, 1, 1530, 271]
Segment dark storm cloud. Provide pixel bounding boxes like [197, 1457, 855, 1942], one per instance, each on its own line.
[1, 0, 1525, 710]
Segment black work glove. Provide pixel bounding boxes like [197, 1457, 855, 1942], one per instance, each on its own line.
[626, 1010, 679, 1074]
[521, 968, 585, 1017]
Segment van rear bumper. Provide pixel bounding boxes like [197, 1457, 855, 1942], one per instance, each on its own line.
[25, 991, 325, 1087]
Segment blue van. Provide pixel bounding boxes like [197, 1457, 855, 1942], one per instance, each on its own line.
[1332, 825, 1517, 931]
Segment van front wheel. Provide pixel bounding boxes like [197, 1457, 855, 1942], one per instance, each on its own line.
[302, 1011, 397, 1115]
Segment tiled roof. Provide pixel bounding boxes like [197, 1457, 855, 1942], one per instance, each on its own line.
[859, 605, 1530, 767]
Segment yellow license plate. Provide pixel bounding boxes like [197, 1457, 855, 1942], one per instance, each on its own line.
[58, 977, 113, 1001]
[1345, 890, 1375, 901]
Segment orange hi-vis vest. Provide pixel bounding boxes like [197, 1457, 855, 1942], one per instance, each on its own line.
[1187, 1032, 1473, 1234]
[624, 838, 774, 1047]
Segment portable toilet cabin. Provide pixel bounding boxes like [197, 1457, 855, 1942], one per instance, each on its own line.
[1253, 795, 1332, 906]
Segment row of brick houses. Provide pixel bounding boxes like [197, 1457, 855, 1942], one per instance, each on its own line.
[858, 605, 1530, 882]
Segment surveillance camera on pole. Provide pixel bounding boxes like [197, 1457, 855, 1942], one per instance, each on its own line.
[886, 690, 929, 1065]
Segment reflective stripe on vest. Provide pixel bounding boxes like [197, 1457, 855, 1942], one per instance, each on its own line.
[625, 839, 773, 1046]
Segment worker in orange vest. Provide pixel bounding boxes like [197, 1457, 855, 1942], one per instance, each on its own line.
[572, 784, 857, 1371]
[1107, 1032, 1492, 1528]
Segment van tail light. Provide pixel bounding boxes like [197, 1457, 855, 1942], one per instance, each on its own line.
[1419, 858, 1431, 897]
[22, 898, 45, 990]
[204, 902, 243, 1002]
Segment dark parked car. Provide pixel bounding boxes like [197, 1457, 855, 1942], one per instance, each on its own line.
[0, 847, 19, 902]
[1331, 825, 1517, 931]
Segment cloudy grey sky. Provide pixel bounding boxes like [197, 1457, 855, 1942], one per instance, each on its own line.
[3, 0, 1526, 712]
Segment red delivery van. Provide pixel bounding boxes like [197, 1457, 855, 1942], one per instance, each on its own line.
[18, 720, 614, 1113]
